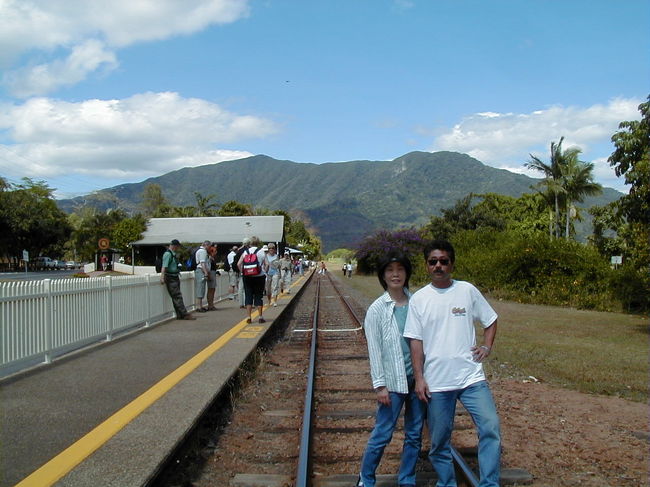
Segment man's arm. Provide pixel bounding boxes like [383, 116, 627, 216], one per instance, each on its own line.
[409, 338, 430, 402]
[471, 320, 497, 362]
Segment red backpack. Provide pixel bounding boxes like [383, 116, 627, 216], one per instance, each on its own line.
[242, 249, 261, 276]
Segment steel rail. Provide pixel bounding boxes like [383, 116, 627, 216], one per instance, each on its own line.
[296, 272, 479, 487]
[295, 276, 320, 487]
[325, 272, 364, 326]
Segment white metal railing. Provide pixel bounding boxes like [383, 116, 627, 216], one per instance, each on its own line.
[0, 271, 234, 378]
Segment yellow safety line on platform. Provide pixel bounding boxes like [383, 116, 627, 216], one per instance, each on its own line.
[15, 316, 255, 487]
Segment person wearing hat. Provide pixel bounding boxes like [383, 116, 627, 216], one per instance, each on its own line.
[356, 250, 424, 487]
[160, 239, 195, 320]
[226, 245, 239, 300]
[278, 250, 293, 294]
[263, 243, 281, 307]
[236, 236, 267, 323]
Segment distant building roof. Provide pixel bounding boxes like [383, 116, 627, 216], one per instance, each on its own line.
[132, 216, 285, 246]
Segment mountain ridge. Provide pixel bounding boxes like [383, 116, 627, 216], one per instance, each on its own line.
[57, 151, 622, 251]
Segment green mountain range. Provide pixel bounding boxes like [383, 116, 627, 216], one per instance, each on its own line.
[57, 151, 622, 252]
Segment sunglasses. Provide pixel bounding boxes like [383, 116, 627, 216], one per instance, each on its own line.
[427, 258, 450, 266]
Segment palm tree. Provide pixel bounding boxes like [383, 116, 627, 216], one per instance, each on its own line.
[525, 137, 567, 238]
[194, 192, 219, 217]
[560, 154, 602, 238]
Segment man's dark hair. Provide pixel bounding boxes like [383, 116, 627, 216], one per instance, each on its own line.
[423, 239, 456, 263]
[377, 250, 412, 290]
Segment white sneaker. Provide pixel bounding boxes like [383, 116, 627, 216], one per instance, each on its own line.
[273, 302, 277, 307]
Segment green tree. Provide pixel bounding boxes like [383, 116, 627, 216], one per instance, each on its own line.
[0, 178, 72, 263]
[112, 214, 147, 254]
[608, 95, 649, 226]
[194, 192, 219, 217]
[218, 200, 254, 216]
[70, 208, 129, 261]
[560, 152, 602, 239]
[525, 138, 570, 238]
[141, 183, 172, 217]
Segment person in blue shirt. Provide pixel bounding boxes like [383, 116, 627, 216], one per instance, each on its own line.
[357, 250, 426, 487]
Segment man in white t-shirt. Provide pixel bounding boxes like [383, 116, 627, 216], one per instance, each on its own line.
[194, 241, 211, 312]
[404, 239, 500, 487]
[227, 245, 238, 299]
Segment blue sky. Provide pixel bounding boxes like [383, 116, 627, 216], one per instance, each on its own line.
[0, 0, 648, 198]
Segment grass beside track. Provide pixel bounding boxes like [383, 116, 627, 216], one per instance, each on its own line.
[340, 270, 648, 403]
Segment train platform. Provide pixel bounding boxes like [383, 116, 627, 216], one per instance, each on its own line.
[0, 272, 312, 487]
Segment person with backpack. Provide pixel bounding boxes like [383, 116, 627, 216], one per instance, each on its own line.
[236, 236, 267, 324]
[159, 239, 195, 320]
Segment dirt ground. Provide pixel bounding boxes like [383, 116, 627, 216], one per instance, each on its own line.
[485, 378, 649, 486]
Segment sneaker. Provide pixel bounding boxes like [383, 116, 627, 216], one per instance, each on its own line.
[355, 476, 364, 487]
[246, 318, 252, 324]
[258, 317, 266, 323]
[196, 308, 207, 313]
[206, 307, 217, 311]
[273, 302, 278, 307]
[181, 314, 196, 320]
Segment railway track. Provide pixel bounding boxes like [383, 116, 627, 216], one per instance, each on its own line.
[155, 270, 483, 487]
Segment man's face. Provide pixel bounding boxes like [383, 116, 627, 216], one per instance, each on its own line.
[426, 249, 454, 288]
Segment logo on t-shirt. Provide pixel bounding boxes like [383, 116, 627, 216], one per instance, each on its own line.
[451, 307, 467, 316]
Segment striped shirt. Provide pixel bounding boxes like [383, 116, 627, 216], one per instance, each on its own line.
[363, 289, 413, 394]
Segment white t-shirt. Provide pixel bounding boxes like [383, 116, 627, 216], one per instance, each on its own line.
[403, 280, 497, 392]
[195, 246, 208, 272]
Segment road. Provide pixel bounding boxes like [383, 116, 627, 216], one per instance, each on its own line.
[0, 269, 81, 281]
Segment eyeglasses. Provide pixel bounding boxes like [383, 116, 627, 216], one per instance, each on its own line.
[427, 258, 450, 266]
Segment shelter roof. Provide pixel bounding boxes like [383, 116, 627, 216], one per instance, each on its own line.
[132, 216, 285, 246]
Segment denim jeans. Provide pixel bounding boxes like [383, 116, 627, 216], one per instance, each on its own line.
[427, 380, 500, 487]
[360, 384, 426, 487]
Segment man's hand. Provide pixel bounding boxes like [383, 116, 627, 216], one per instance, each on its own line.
[414, 377, 430, 402]
[375, 386, 390, 406]
[471, 345, 491, 362]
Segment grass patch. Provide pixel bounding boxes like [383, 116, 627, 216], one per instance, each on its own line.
[345, 271, 649, 403]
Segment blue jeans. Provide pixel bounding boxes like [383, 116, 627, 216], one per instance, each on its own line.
[427, 380, 500, 487]
[360, 384, 426, 487]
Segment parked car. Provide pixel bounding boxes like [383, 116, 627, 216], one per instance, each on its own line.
[33, 256, 56, 270]
[65, 261, 77, 269]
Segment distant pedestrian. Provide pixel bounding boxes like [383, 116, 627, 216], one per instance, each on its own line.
[237, 236, 267, 324]
[205, 242, 219, 311]
[346, 262, 353, 278]
[264, 243, 281, 307]
[318, 261, 327, 275]
[100, 254, 108, 271]
[194, 241, 211, 313]
[227, 245, 239, 300]
[159, 239, 195, 320]
[279, 251, 293, 293]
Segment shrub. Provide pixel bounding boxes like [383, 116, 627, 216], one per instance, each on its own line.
[355, 228, 426, 274]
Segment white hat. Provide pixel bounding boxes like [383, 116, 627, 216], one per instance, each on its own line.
[262, 245, 269, 251]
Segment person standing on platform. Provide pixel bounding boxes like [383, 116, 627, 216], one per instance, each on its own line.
[205, 242, 219, 311]
[279, 251, 293, 294]
[237, 236, 267, 324]
[404, 239, 501, 487]
[227, 245, 239, 300]
[233, 239, 249, 309]
[264, 243, 281, 307]
[159, 239, 195, 320]
[356, 251, 425, 487]
[194, 241, 211, 313]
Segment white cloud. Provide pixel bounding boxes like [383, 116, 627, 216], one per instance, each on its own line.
[4, 40, 118, 98]
[0, 0, 250, 95]
[429, 98, 642, 191]
[0, 91, 278, 181]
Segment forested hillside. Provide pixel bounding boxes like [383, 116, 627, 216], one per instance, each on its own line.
[57, 151, 621, 251]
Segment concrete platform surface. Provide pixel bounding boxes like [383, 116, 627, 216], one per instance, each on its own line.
[0, 273, 311, 487]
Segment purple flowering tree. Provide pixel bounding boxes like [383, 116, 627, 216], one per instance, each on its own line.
[354, 228, 427, 274]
